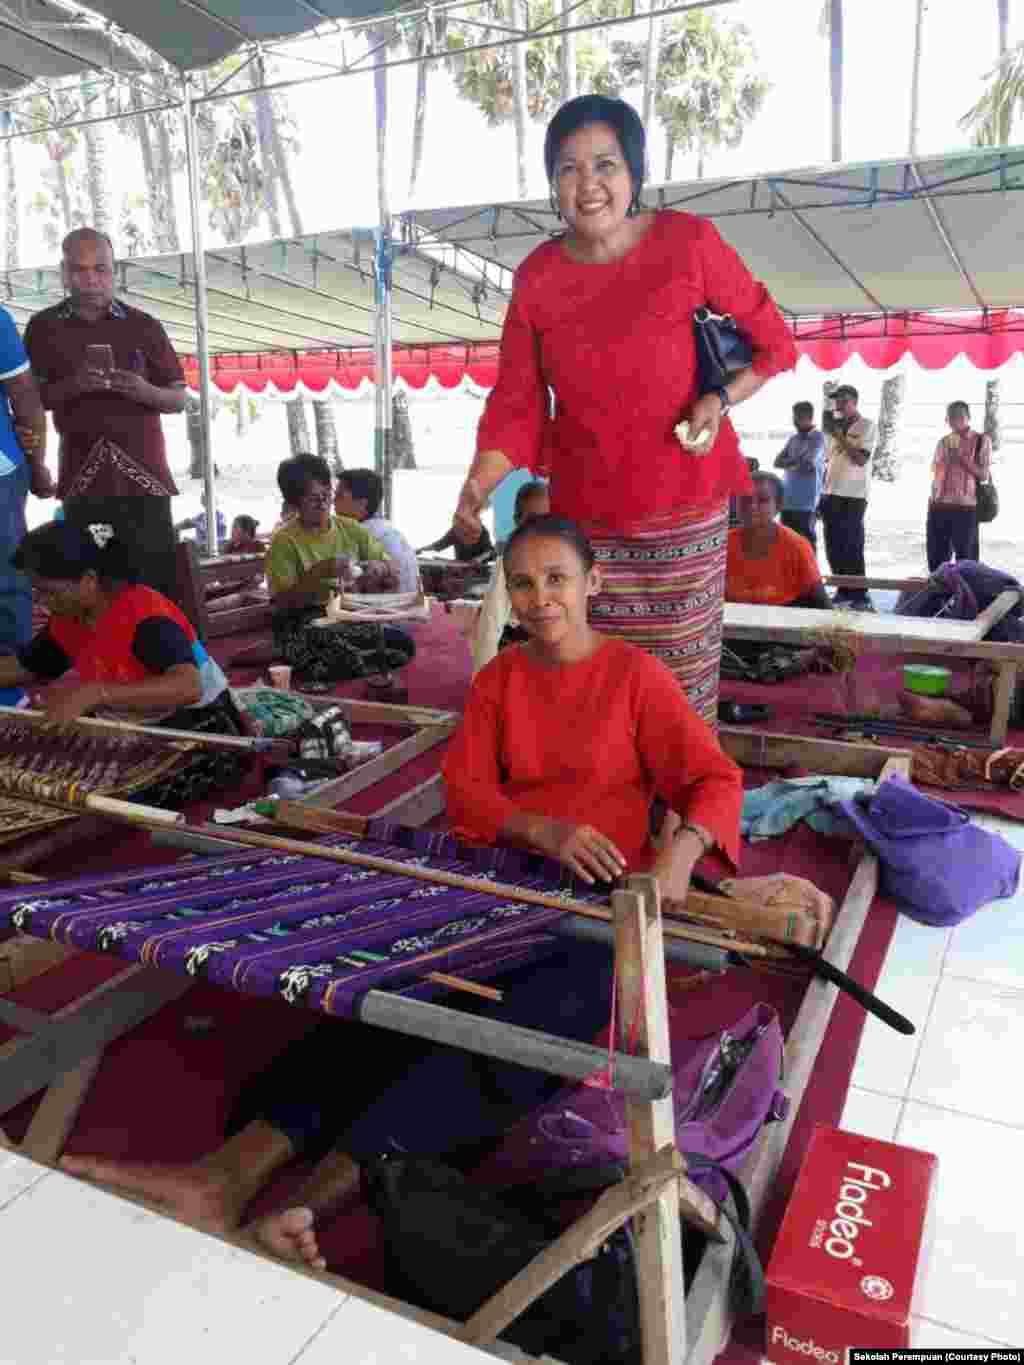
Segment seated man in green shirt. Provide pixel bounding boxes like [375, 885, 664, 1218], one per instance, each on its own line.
[265, 454, 395, 608]
[266, 455, 413, 688]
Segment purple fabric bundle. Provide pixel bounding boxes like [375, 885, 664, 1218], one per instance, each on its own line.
[0, 826, 605, 1017]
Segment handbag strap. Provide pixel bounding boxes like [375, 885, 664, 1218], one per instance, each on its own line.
[682, 1152, 765, 1318]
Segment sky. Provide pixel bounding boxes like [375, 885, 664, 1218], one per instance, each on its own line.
[7, 0, 1023, 264]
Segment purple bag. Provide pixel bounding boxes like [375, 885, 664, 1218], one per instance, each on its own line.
[840, 774, 1021, 927]
[475, 1003, 787, 1207]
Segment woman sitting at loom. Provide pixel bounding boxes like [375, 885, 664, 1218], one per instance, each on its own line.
[1, 519, 236, 728]
[726, 471, 832, 610]
[60, 515, 743, 1271]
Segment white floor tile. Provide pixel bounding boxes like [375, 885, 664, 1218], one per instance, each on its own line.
[0, 1163, 344, 1365]
[908, 975, 1024, 1125]
[296, 1296, 498, 1363]
[912, 1316, 1012, 1348]
[849, 976, 935, 1098]
[878, 914, 952, 984]
[0, 1145, 50, 1210]
[838, 1087, 903, 1143]
[897, 1103, 1024, 1345]
[945, 890, 1024, 992]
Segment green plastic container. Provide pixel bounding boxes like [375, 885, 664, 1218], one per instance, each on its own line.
[903, 664, 952, 697]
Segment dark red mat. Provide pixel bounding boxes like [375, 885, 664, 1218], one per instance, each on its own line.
[722, 653, 1024, 821]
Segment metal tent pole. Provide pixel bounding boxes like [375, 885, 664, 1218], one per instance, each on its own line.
[181, 78, 219, 556]
[372, 39, 394, 518]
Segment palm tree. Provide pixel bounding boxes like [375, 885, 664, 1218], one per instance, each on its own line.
[80, 76, 112, 232]
[613, 11, 768, 182]
[961, 39, 1022, 146]
[641, 0, 661, 165]
[3, 113, 18, 270]
[287, 398, 313, 456]
[313, 396, 340, 465]
[872, 372, 905, 483]
[508, 0, 530, 199]
[907, 0, 926, 157]
[820, 0, 844, 162]
[392, 390, 417, 470]
[559, 0, 577, 103]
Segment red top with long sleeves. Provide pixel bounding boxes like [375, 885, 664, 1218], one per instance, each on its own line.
[476, 209, 796, 532]
[442, 637, 742, 872]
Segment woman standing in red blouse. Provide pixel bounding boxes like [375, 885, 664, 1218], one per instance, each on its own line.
[452, 95, 796, 724]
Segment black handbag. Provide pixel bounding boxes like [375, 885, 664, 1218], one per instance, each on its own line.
[693, 306, 753, 395]
[976, 477, 999, 524]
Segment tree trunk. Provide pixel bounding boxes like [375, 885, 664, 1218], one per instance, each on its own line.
[52, 145, 73, 232]
[984, 377, 1001, 454]
[641, 3, 661, 170]
[696, 139, 706, 181]
[907, 0, 925, 156]
[829, 0, 844, 162]
[997, 0, 1012, 144]
[253, 60, 284, 239]
[409, 27, 430, 202]
[186, 394, 205, 480]
[313, 399, 340, 467]
[559, 0, 577, 104]
[287, 399, 312, 455]
[665, 132, 675, 182]
[391, 390, 417, 470]
[153, 96, 180, 252]
[81, 77, 111, 232]
[508, 0, 529, 200]
[3, 136, 18, 270]
[131, 79, 161, 245]
[236, 392, 250, 439]
[872, 372, 906, 483]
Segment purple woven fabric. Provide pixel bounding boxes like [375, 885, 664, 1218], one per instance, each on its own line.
[0, 827, 606, 1017]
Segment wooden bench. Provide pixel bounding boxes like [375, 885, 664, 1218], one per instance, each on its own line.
[723, 590, 1023, 744]
[175, 541, 274, 642]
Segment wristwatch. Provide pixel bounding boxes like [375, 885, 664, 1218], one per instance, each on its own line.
[714, 386, 732, 417]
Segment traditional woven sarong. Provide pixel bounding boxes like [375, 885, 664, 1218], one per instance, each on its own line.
[586, 502, 728, 726]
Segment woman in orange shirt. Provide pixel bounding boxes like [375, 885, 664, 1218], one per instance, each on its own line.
[726, 472, 831, 610]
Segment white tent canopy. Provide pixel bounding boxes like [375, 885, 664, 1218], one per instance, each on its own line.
[402, 146, 1024, 320]
[0, 0, 391, 92]
[4, 232, 509, 354]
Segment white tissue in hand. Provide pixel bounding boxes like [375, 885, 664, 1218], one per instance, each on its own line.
[674, 420, 713, 452]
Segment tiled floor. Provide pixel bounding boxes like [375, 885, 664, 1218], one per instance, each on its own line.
[839, 812, 1024, 1348]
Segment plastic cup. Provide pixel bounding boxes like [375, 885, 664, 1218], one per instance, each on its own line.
[268, 665, 292, 690]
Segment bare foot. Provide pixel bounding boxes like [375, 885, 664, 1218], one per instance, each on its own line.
[251, 1206, 326, 1271]
[59, 1156, 244, 1235]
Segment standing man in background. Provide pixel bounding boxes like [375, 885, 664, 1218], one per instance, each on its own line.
[24, 228, 187, 607]
[819, 384, 877, 611]
[0, 304, 53, 705]
[774, 400, 825, 549]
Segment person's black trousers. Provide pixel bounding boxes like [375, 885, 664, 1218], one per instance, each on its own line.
[64, 495, 181, 609]
[820, 494, 867, 580]
[926, 502, 978, 572]
[780, 508, 817, 550]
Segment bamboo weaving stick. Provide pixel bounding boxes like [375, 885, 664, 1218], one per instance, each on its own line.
[0, 705, 268, 754]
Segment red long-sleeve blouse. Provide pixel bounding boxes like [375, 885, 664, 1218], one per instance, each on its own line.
[476, 209, 797, 532]
[442, 637, 742, 872]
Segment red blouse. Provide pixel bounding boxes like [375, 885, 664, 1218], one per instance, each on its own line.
[476, 210, 796, 532]
[442, 637, 742, 872]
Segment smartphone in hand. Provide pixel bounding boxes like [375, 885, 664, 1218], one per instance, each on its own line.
[85, 344, 114, 375]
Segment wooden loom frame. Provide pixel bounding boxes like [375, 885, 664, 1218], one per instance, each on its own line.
[723, 590, 1023, 745]
[0, 731, 910, 1365]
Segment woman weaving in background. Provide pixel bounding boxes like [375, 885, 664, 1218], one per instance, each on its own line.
[0, 520, 246, 802]
[60, 516, 743, 1272]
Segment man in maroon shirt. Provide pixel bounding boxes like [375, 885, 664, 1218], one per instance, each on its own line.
[24, 227, 188, 607]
